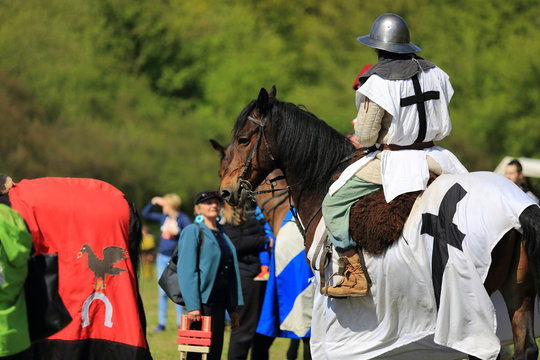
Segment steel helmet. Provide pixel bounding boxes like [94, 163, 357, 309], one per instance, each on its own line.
[357, 13, 421, 54]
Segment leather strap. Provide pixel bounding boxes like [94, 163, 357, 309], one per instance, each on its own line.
[311, 233, 326, 271]
[311, 233, 332, 295]
[383, 141, 434, 151]
[319, 245, 330, 295]
[356, 247, 372, 287]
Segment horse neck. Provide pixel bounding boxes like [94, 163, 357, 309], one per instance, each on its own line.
[271, 109, 349, 220]
[262, 101, 354, 250]
[255, 177, 290, 235]
[288, 185, 324, 249]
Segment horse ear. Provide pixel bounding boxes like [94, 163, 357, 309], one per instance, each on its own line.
[256, 88, 270, 117]
[209, 139, 225, 158]
[268, 85, 277, 98]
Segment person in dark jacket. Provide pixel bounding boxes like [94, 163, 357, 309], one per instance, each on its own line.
[223, 206, 272, 360]
[178, 191, 243, 360]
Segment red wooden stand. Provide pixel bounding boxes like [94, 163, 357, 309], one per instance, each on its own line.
[177, 315, 212, 360]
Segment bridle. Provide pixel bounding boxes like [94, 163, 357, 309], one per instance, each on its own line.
[236, 113, 317, 242]
[237, 114, 276, 194]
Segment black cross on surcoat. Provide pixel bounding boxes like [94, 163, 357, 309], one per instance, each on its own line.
[421, 183, 467, 309]
[400, 74, 440, 143]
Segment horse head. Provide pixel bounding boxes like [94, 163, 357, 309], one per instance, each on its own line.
[212, 137, 290, 231]
[220, 86, 278, 206]
[211, 138, 252, 226]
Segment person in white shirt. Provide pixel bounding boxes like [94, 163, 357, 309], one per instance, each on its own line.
[322, 13, 467, 298]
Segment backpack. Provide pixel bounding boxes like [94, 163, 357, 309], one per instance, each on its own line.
[158, 223, 204, 305]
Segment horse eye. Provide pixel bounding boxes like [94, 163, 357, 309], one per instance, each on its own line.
[238, 137, 250, 145]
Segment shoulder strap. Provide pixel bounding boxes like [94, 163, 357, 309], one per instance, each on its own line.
[171, 223, 204, 265]
[193, 224, 206, 281]
[195, 223, 204, 256]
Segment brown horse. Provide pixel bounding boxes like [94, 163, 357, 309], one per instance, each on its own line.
[212, 138, 290, 233]
[212, 139, 313, 351]
[219, 87, 540, 360]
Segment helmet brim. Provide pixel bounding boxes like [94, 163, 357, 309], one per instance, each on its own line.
[357, 35, 421, 54]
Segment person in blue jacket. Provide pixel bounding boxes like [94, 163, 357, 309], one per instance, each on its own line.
[178, 191, 243, 360]
[141, 193, 191, 332]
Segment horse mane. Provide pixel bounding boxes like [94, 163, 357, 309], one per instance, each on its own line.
[234, 98, 355, 195]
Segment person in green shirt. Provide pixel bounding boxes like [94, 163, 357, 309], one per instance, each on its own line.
[0, 203, 32, 357]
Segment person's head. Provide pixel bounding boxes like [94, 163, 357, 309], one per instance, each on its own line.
[193, 191, 223, 222]
[162, 193, 181, 215]
[505, 159, 525, 185]
[0, 174, 13, 195]
[142, 224, 151, 235]
[356, 13, 421, 54]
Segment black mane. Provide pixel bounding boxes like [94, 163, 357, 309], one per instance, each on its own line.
[234, 97, 355, 195]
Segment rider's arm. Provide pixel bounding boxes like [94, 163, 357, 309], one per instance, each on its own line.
[354, 96, 385, 147]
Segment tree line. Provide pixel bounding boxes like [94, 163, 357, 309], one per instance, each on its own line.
[1, 0, 538, 211]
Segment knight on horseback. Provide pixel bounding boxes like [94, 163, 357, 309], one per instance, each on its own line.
[322, 13, 468, 297]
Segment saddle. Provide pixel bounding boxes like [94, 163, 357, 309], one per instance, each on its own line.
[347, 172, 437, 255]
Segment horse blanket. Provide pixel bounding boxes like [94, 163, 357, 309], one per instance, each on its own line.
[257, 209, 314, 338]
[309, 172, 537, 359]
[1, 177, 151, 360]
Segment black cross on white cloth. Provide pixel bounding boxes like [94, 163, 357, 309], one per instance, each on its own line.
[421, 183, 467, 309]
[400, 74, 440, 143]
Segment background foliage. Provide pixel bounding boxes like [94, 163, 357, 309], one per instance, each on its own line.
[1, 0, 539, 212]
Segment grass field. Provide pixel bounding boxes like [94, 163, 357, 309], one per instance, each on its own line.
[138, 268, 304, 360]
[139, 265, 540, 360]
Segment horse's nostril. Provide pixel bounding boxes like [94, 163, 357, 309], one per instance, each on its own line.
[221, 190, 231, 200]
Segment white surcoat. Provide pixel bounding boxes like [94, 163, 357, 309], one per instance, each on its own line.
[330, 67, 468, 201]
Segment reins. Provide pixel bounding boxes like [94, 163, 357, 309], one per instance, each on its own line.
[247, 174, 312, 243]
[257, 176, 289, 214]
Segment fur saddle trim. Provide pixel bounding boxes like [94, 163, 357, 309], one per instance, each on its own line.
[350, 189, 420, 254]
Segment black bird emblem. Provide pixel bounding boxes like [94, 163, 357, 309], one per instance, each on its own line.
[77, 244, 127, 292]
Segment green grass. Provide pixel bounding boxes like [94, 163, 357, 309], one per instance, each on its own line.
[138, 268, 302, 360]
[139, 265, 540, 360]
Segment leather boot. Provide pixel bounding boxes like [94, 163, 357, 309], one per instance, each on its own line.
[324, 253, 369, 297]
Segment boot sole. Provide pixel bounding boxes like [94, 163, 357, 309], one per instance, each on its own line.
[327, 292, 369, 298]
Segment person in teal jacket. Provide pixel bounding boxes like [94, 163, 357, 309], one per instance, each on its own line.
[0, 203, 33, 358]
[177, 191, 243, 360]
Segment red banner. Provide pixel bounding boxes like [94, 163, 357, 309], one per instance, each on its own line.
[9, 178, 149, 352]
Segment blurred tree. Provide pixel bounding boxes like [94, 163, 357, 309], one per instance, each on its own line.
[0, 0, 539, 211]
